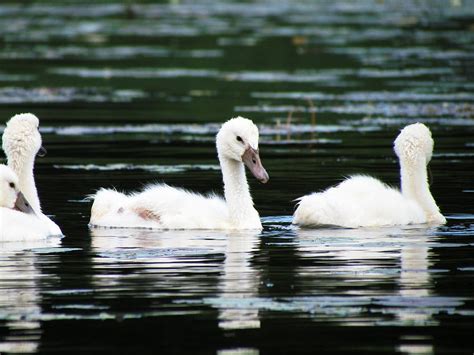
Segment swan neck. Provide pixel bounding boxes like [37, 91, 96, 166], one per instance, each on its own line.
[8, 155, 41, 214]
[400, 157, 439, 217]
[220, 156, 258, 227]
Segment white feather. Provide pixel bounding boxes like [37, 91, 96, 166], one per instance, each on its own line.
[1, 113, 62, 239]
[90, 116, 268, 230]
[0, 165, 60, 241]
[293, 123, 446, 228]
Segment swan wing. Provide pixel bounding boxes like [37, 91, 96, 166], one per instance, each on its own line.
[0, 208, 54, 241]
[294, 176, 426, 228]
[90, 184, 230, 229]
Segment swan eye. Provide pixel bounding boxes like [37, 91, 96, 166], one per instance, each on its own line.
[236, 136, 243, 143]
[9, 182, 15, 189]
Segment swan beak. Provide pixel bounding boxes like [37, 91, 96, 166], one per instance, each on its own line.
[242, 147, 269, 184]
[37, 146, 47, 157]
[14, 191, 36, 215]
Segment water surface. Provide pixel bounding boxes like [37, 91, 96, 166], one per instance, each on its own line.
[0, 0, 473, 353]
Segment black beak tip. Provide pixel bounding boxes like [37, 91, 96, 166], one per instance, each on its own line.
[37, 146, 47, 157]
[14, 191, 36, 215]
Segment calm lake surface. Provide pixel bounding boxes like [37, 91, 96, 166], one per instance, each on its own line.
[1, 0, 474, 353]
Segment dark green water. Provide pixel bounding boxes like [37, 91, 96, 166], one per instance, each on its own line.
[1, 0, 474, 353]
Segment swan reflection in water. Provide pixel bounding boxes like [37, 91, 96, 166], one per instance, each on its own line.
[89, 228, 261, 330]
[215, 231, 261, 330]
[90, 221, 448, 355]
[0, 237, 61, 354]
[294, 225, 438, 354]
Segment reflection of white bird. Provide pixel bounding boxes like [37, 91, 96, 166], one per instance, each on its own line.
[0, 165, 54, 240]
[294, 123, 446, 228]
[217, 232, 261, 330]
[0, 229, 60, 353]
[90, 227, 261, 330]
[1, 113, 62, 239]
[90, 117, 269, 230]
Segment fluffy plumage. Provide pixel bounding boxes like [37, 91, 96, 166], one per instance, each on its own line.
[2, 113, 62, 238]
[91, 185, 230, 229]
[0, 165, 20, 210]
[293, 123, 446, 228]
[90, 116, 269, 230]
[0, 165, 56, 241]
[2, 113, 43, 213]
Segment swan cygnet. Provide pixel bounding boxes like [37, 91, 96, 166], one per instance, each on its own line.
[90, 116, 269, 230]
[2, 113, 62, 236]
[293, 123, 446, 228]
[0, 165, 55, 241]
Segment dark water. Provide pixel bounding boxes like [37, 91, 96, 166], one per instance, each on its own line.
[1, 0, 474, 353]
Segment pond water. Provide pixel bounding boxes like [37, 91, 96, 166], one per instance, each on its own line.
[1, 0, 474, 353]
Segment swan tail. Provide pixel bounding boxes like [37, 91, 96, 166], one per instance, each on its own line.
[293, 193, 334, 227]
[89, 188, 128, 224]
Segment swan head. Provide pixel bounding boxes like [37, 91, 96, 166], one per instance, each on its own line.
[2, 113, 46, 164]
[0, 165, 35, 214]
[394, 122, 434, 165]
[216, 116, 269, 183]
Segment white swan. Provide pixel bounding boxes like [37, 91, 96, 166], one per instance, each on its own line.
[0, 165, 56, 241]
[0, 165, 33, 213]
[2, 113, 62, 237]
[90, 116, 269, 230]
[293, 123, 446, 228]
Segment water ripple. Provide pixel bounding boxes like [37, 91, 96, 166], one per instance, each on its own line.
[0, 46, 223, 60]
[0, 87, 146, 104]
[54, 163, 220, 173]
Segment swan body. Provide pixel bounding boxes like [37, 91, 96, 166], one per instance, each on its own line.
[293, 123, 446, 228]
[90, 116, 269, 230]
[91, 186, 231, 229]
[2, 113, 62, 237]
[0, 165, 54, 241]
